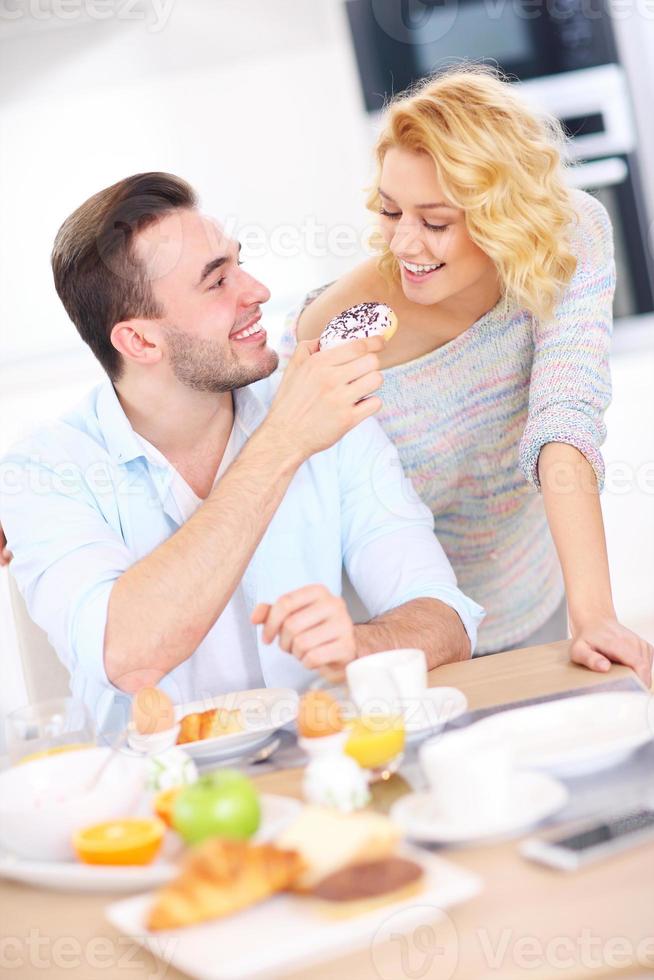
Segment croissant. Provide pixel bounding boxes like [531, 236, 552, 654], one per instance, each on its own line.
[147, 838, 305, 930]
[177, 708, 243, 744]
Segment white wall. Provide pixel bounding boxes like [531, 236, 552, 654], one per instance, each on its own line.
[0, 0, 376, 368]
[603, 323, 654, 643]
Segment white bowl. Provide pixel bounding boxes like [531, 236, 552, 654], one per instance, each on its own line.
[0, 747, 147, 862]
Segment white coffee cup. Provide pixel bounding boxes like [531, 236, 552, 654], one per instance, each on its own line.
[346, 649, 427, 718]
[419, 728, 514, 827]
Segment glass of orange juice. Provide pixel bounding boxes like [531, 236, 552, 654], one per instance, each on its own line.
[6, 697, 95, 766]
[344, 713, 405, 781]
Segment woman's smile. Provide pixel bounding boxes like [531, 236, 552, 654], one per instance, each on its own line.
[398, 257, 447, 284]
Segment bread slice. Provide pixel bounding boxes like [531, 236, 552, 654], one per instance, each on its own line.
[275, 806, 400, 891]
[147, 839, 304, 931]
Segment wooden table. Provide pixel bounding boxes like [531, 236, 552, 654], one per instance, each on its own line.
[2, 640, 653, 980]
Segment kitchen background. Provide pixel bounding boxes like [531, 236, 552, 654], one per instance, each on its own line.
[1, 0, 653, 716]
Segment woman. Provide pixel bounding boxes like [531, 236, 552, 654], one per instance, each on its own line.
[279, 65, 652, 683]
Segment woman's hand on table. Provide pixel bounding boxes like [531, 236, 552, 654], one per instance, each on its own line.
[252, 585, 356, 671]
[0, 525, 12, 567]
[570, 616, 653, 688]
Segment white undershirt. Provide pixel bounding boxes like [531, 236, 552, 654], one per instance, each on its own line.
[133, 423, 264, 696]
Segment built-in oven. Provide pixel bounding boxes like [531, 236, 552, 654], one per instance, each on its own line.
[345, 0, 654, 316]
[519, 65, 654, 317]
[345, 0, 618, 111]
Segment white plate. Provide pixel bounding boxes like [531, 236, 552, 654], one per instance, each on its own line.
[473, 691, 654, 777]
[0, 830, 184, 894]
[175, 688, 299, 761]
[391, 772, 568, 845]
[0, 794, 301, 894]
[403, 687, 468, 741]
[105, 845, 481, 980]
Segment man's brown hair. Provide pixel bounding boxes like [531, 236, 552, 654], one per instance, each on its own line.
[51, 172, 198, 380]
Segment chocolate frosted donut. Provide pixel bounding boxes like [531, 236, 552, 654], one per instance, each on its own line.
[319, 302, 398, 350]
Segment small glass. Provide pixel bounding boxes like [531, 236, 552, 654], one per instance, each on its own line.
[5, 697, 96, 766]
[344, 713, 406, 781]
[309, 675, 405, 780]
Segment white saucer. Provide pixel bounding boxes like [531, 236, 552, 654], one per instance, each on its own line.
[0, 794, 301, 893]
[403, 687, 468, 741]
[390, 772, 568, 844]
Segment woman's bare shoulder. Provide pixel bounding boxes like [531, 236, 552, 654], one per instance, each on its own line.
[296, 260, 390, 341]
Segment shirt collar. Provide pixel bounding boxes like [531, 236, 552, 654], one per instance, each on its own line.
[232, 376, 273, 437]
[95, 375, 273, 465]
[95, 381, 148, 466]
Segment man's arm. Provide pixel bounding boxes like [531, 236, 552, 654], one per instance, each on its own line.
[254, 588, 469, 678]
[354, 597, 470, 667]
[104, 425, 305, 691]
[103, 337, 385, 692]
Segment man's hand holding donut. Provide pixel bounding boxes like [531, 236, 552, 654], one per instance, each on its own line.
[263, 335, 385, 462]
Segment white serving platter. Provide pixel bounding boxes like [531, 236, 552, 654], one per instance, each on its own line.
[106, 846, 481, 980]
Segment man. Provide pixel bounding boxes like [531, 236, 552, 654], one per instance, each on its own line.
[0, 173, 483, 732]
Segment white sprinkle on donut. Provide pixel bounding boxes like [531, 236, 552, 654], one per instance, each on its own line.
[319, 303, 395, 350]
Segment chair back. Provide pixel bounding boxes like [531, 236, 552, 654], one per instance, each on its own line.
[7, 574, 70, 704]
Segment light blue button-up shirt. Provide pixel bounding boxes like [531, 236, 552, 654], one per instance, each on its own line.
[1, 375, 484, 732]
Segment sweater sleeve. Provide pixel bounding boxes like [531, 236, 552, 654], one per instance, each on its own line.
[518, 190, 615, 493]
[277, 305, 301, 372]
[276, 283, 335, 371]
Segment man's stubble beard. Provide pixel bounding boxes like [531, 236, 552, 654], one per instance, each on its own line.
[163, 325, 279, 393]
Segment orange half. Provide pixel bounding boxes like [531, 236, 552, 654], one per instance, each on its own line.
[73, 818, 165, 866]
[153, 787, 182, 828]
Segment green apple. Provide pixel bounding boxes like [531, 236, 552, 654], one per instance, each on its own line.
[171, 769, 261, 845]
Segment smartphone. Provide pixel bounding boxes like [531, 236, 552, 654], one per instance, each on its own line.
[520, 808, 654, 870]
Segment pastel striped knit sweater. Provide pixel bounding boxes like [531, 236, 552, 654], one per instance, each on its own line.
[278, 189, 615, 653]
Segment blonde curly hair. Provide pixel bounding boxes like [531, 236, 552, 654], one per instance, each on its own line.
[367, 63, 579, 323]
